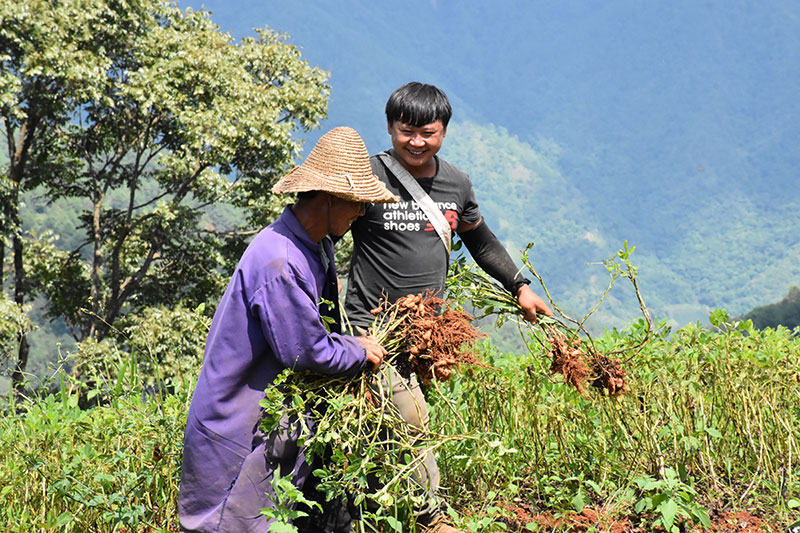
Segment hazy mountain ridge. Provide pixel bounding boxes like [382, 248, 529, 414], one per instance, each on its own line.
[445, 121, 800, 326]
[183, 0, 800, 328]
[0, 1, 792, 334]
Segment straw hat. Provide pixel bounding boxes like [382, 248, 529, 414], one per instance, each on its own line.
[272, 127, 400, 203]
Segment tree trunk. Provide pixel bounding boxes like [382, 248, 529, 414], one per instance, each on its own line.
[7, 117, 34, 396]
[11, 335, 29, 398]
[10, 232, 29, 396]
[87, 190, 105, 340]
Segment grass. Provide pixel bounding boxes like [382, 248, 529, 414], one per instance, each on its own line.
[0, 311, 797, 531]
[431, 317, 800, 530]
[0, 378, 188, 532]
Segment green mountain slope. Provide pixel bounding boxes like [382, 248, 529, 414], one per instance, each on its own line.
[174, 1, 800, 327]
[444, 122, 800, 328]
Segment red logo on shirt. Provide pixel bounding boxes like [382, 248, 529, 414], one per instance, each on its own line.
[424, 210, 458, 231]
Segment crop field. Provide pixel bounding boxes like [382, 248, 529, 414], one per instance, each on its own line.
[1, 303, 797, 531]
[0, 248, 797, 532]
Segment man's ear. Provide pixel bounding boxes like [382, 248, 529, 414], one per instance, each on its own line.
[387, 120, 393, 135]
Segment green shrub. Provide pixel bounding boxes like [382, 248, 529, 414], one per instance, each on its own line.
[0, 292, 32, 377]
[120, 304, 211, 391]
[0, 381, 189, 531]
[69, 304, 210, 398]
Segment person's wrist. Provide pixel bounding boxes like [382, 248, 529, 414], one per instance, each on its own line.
[513, 277, 531, 296]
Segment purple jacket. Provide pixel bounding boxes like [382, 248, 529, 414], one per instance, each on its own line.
[179, 206, 367, 532]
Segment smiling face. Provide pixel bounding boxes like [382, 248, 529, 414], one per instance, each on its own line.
[327, 195, 366, 237]
[388, 119, 446, 178]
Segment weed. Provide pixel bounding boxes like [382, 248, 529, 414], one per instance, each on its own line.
[632, 467, 711, 531]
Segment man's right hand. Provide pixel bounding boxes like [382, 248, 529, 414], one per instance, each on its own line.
[517, 284, 553, 323]
[356, 335, 386, 371]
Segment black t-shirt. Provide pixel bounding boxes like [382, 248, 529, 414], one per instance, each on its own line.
[344, 151, 482, 328]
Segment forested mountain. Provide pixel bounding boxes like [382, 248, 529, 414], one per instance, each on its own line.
[179, 0, 800, 330]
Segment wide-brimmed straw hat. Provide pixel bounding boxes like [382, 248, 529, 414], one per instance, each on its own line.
[272, 127, 400, 203]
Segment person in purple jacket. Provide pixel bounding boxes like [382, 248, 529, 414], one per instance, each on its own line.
[178, 127, 399, 532]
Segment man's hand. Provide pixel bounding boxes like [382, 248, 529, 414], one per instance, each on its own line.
[517, 284, 552, 323]
[356, 335, 386, 371]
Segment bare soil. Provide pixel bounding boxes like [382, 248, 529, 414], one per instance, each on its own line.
[495, 503, 783, 532]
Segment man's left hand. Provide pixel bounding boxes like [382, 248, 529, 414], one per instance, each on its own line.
[356, 335, 386, 371]
[517, 284, 552, 323]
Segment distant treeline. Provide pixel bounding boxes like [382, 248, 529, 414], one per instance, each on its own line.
[741, 286, 800, 331]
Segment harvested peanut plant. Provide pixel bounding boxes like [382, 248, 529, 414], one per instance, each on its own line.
[447, 241, 652, 397]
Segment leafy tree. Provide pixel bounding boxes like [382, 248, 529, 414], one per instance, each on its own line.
[0, 0, 98, 390]
[69, 303, 211, 400]
[1, 0, 329, 389]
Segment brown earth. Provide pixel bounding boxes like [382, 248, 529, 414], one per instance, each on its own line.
[495, 503, 783, 532]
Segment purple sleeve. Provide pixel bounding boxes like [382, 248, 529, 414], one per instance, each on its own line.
[253, 274, 367, 376]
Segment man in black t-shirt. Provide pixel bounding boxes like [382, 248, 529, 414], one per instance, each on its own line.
[346, 82, 551, 328]
[344, 82, 552, 533]
[345, 155, 481, 326]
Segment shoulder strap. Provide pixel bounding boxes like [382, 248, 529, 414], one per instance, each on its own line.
[376, 152, 451, 256]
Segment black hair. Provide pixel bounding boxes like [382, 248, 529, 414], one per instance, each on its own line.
[296, 190, 320, 201]
[385, 82, 452, 128]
